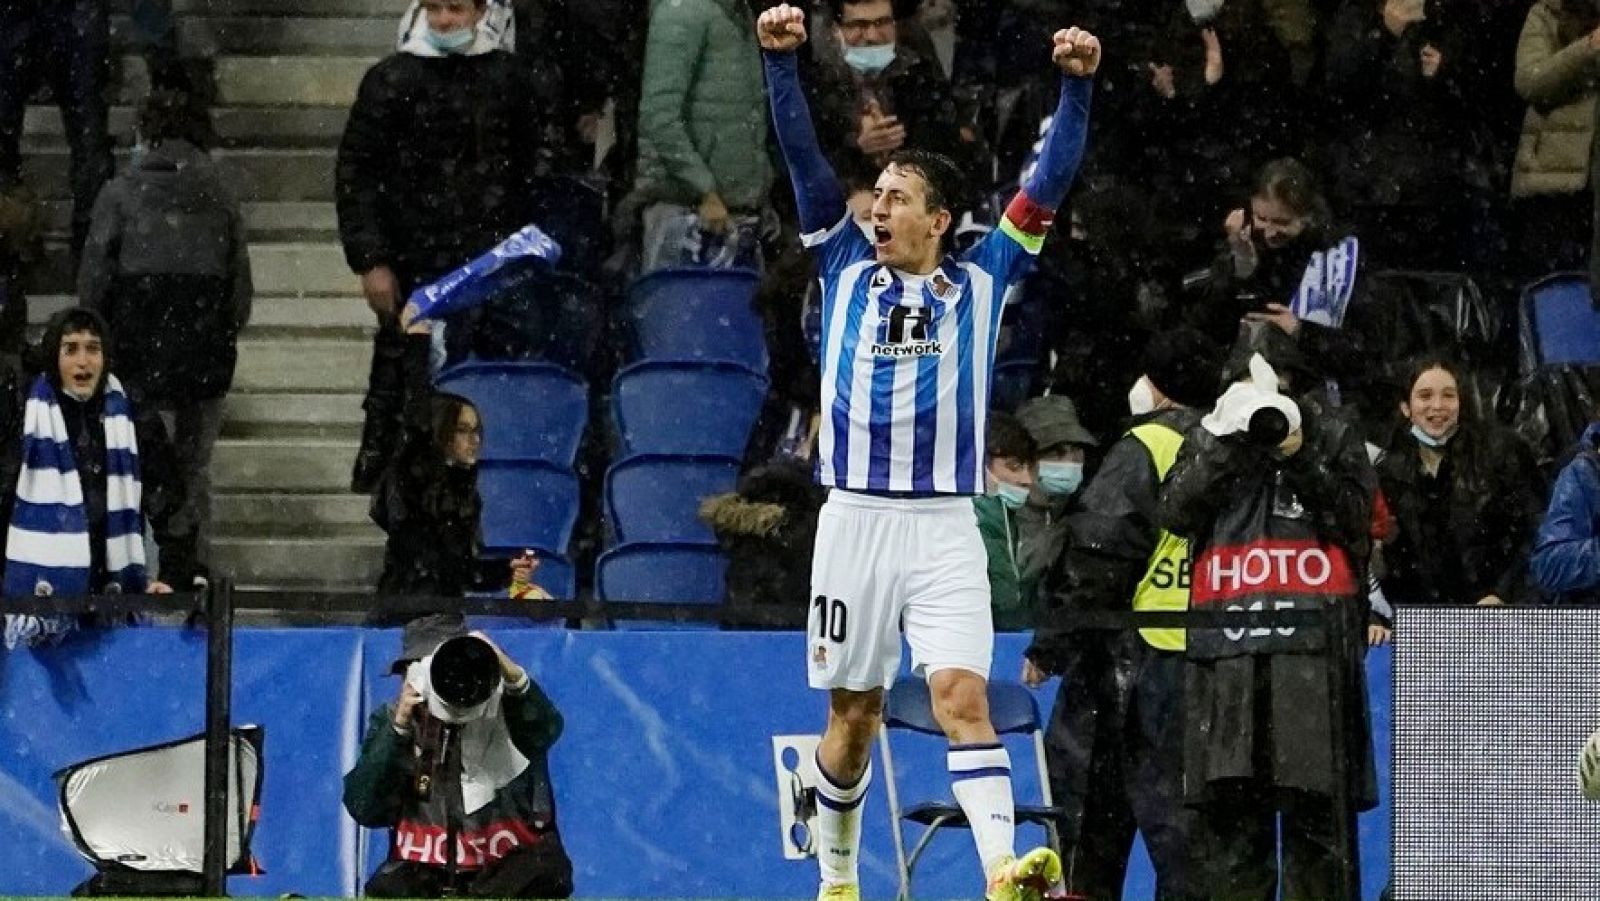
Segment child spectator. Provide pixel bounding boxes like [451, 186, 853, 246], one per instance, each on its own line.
[1012, 394, 1096, 594]
[977, 412, 1038, 630]
[77, 88, 251, 579]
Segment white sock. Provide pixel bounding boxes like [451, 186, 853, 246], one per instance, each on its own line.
[814, 754, 871, 887]
[948, 743, 1015, 876]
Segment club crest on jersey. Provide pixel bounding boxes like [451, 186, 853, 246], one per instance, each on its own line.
[872, 304, 944, 357]
[929, 272, 957, 300]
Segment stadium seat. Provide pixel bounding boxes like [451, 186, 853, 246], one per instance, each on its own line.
[605, 454, 740, 545]
[625, 267, 768, 369]
[612, 360, 769, 458]
[595, 542, 728, 629]
[989, 360, 1040, 412]
[477, 460, 579, 557]
[435, 362, 587, 467]
[475, 549, 577, 601]
[878, 678, 1063, 901]
[1520, 272, 1600, 372]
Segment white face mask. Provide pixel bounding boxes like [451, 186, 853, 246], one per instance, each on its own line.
[1128, 376, 1157, 417]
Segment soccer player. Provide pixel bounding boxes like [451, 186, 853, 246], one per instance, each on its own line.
[755, 6, 1100, 900]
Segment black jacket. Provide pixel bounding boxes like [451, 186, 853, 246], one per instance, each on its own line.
[802, 41, 968, 179]
[1028, 407, 1200, 674]
[336, 50, 554, 282]
[372, 336, 495, 600]
[699, 459, 825, 622]
[1377, 422, 1545, 605]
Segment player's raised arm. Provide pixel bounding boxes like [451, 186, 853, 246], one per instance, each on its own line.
[1002, 28, 1099, 253]
[759, 4, 846, 237]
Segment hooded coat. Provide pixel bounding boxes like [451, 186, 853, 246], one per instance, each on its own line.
[698, 459, 825, 621]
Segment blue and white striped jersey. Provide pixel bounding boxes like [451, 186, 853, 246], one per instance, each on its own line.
[806, 216, 1037, 494]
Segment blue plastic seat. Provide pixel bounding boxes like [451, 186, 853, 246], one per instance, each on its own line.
[595, 542, 727, 629]
[436, 362, 588, 467]
[605, 454, 740, 545]
[625, 267, 767, 369]
[476, 460, 579, 557]
[989, 359, 1040, 412]
[612, 360, 769, 458]
[1521, 272, 1600, 371]
[880, 678, 1064, 901]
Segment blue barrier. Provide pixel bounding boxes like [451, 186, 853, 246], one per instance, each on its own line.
[0, 628, 1393, 899]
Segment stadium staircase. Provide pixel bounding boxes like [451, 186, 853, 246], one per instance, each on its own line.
[22, 0, 397, 591]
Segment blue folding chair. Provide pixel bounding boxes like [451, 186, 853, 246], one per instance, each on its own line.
[595, 542, 728, 629]
[612, 360, 769, 458]
[990, 360, 1040, 412]
[605, 454, 740, 545]
[877, 678, 1063, 901]
[477, 460, 580, 557]
[1520, 272, 1600, 372]
[625, 267, 768, 370]
[436, 362, 588, 467]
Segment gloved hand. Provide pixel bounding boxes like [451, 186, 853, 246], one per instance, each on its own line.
[1579, 726, 1600, 800]
[1200, 353, 1302, 439]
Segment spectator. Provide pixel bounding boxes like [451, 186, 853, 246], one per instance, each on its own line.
[700, 457, 827, 623]
[977, 412, 1039, 630]
[0, 308, 188, 648]
[1012, 394, 1097, 596]
[0, 0, 114, 256]
[1158, 330, 1378, 900]
[345, 620, 572, 899]
[1377, 357, 1544, 607]
[370, 305, 539, 607]
[1024, 329, 1222, 901]
[0, 184, 38, 357]
[628, 0, 771, 273]
[1511, 0, 1600, 279]
[1323, 0, 1500, 271]
[1532, 421, 1600, 601]
[77, 89, 251, 578]
[803, 0, 971, 181]
[336, 0, 555, 492]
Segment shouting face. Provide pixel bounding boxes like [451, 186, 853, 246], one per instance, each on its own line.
[57, 329, 105, 400]
[869, 162, 951, 273]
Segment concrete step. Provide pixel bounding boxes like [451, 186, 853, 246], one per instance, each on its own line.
[40, 200, 338, 242]
[29, 294, 372, 336]
[213, 436, 358, 491]
[235, 337, 371, 392]
[24, 240, 357, 297]
[215, 491, 372, 530]
[111, 15, 394, 56]
[224, 392, 365, 438]
[211, 535, 384, 587]
[23, 146, 335, 202]
[114, 0, 408, 17]
[118, 55, 377, 107]
[25, 105, 349, 149]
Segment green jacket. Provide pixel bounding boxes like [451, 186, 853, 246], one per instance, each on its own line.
[975, 495, 1037, 631]
[343, 677, 564, 831]
[1513, 0, 1600, 197]
[634, 0, 772, 211]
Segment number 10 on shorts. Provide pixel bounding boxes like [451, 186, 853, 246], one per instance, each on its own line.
[812, 595, 848, 643]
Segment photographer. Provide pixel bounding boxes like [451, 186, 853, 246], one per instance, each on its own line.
[1158, 325, 1378, 899]
[344, 616, 572, 898]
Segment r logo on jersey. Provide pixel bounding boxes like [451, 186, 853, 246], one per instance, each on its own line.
[872, 305, 944, 357]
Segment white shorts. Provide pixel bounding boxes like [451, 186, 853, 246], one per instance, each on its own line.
[807, 490, 994, 692]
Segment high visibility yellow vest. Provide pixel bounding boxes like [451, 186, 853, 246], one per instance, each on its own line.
[1129, 422, 1191, 652]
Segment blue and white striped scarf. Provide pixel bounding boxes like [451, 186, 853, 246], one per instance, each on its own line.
[1289, 235, 1360, 329]
[4, 374, 146, 649]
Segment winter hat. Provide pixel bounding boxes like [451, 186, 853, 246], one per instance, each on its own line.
[1016, 395, 1097, 451]
[390, 612, 469, 675]
[1140, 328, 1223, 410]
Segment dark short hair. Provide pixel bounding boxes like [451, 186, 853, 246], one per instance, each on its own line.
[1251, 157, 1331, 231]
[885, 148, 966, 215]
[137, 88, 214, 150]
[986, 412, 1037, 464]
[827, 0, 890, 22]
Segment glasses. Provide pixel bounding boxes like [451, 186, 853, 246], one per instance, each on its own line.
[840, 15, 894, 37]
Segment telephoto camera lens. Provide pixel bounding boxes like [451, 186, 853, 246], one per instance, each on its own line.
[1245, 406, 1291, 447]
[429, 635, 499, 715]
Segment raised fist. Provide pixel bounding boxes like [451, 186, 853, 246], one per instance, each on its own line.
[1052, 27, 1102, 77]
[758, 3, 808, 52]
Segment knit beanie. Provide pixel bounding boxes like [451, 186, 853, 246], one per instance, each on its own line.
[1140, 328, 1223, 410]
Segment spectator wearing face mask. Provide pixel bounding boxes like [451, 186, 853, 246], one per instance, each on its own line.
[1376, 356, 1544, 608]
[1022, 328, 1222, 901]
[976, 412, 1039, 630]
[1012, 395, 1097, 599]
[803, 0, 972, 180]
